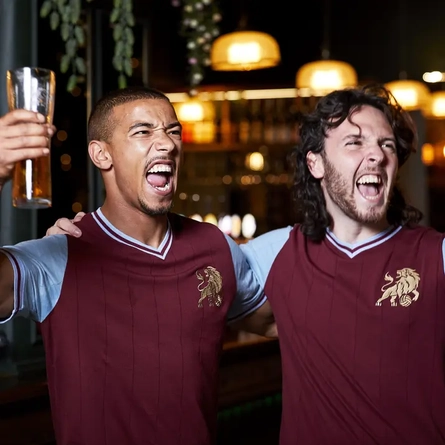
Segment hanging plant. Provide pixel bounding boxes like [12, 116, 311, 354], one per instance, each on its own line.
[172, 0, 221, 94]
[40, 0, 134, 92]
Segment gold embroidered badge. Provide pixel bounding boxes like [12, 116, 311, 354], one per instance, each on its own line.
[196, 266, 223, 308]
[375, 268, 420, 307]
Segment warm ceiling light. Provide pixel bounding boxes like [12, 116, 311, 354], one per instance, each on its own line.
[423, 71, 445, 83]
[296, 60, 358, 96]
[421, 143, 435, 165]
[425, 91, 445, 118]
[384, 80, 430, 111]
[174, 98, 215, 122]
[210, 31, 281, 71]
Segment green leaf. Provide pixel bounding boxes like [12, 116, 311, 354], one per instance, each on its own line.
[61, 4, 71, 22]
[60, 54, 71, 73]
[57, 0, 66, 10]
[71, 0, 81, 23]
[113, 23, 123, 40]
[114, 0, 122, 8]
[115, 40, 124, 56]
[61, 23, 70, 41]
[124, 59, 132, 77]
[124, 42, 133, 58]
[124, 27, 134, 45]
[118, 74, 127, 89]
[126, 12, 135, 27]
[113, 56, 123, 71]
[40, 0, 52, 18]
[67, 74, 78, 92]
[123, 0, 132, 13]
[74, 25, 85, 45]
[110, 8, 120, 23]
[65, 38, 77, 57]
[50, 11, 60, 30]
[75, 57, 86, 75]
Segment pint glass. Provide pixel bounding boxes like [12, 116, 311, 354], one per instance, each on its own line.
[6, 67, 56, 208]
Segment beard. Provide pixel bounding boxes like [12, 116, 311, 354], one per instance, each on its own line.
[138, 197, 173, 217]
[322, 157, 390, 224]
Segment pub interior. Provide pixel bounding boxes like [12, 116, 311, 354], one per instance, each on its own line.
[0, 0, 444, 443]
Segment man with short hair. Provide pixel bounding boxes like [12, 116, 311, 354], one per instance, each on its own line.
[0, 86, 275, 445]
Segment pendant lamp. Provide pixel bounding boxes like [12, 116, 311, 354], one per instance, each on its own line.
[426, 91, 445, 118]
[296, 0, 357, 95]
[211, 30, 280, 71]
[384, 79, 430, 112]
[210, 6, 280, 72]
[296, 59, 357, 95]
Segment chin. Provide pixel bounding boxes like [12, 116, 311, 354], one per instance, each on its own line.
[139, 199, 173, 217]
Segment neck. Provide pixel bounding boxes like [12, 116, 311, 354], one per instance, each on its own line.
[100, 200, 169, 248]
[329, 212, 390, 244]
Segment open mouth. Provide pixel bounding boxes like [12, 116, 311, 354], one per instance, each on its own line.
[356, 174, 383, 202]
[146, 163, 174, 194]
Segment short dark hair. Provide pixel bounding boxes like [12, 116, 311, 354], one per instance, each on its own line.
[290, 84, 423, 242]
[87, 86, 171, 143]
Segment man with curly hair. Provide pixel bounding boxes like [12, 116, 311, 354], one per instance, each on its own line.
[241, 85, 445, 444]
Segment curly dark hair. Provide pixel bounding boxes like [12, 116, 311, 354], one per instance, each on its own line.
[290, 84, 423, 242]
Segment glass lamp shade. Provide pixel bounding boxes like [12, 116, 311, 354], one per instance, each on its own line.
[174, 99, 215, 122]
[296, 60, 358, 95]
[210, 31, 281, 71]
[426, 91, 445, 118]
[384, 80, 430, 111]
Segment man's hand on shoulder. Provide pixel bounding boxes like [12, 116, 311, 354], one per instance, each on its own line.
[46, 212, 86, 237]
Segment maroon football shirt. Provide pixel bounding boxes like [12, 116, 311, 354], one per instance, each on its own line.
[266, 225, 445, 445]
[40, 212, 236, 445]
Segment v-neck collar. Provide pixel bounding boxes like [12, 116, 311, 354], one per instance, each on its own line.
[91, 208, 173, 260]
[325, 225, 402, 258]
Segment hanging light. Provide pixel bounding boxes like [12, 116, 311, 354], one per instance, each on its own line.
[425, 91, 445, 118]
[384, 80, 430, 112]
[296, 59, 357, 95]
[174, 98, 215, 122]
[173, 98, 216, 144]
[211, 31, 280, 71]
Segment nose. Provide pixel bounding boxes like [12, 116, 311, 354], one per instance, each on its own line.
[366, 143, 385, 165]
[153, 130, 177, 153]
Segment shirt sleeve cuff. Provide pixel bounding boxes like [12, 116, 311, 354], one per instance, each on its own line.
[0, 250, 23, 323]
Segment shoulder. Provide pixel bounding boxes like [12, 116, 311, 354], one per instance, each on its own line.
[241, 226, 293, 258]
[2, 234, 67, 259]
[240, 226, 293, 286]
[400, 224, 444, 244]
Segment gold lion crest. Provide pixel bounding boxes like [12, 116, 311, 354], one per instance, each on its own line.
[375, 268, 420, 307]
[196, 266, 223, 308]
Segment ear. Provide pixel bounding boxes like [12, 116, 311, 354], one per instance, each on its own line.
[88, 140, 113, 170]
[306, 151, 324, 179]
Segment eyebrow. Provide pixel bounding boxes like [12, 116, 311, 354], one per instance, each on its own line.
[341, 134, 396, 143]
[128, 121, 182, 132]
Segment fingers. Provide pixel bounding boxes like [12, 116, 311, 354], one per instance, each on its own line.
[0, 109, 46, 125]
[0, 147, 50, 165]
[72, 212, 86, 223]
[1, 122, 55, 139]
[46, 218, 82, 238]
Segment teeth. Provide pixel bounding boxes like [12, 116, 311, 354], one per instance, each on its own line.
[153, 183, 170, 192]
[357, 174, 381, 185]
[147, 164, 172, 174]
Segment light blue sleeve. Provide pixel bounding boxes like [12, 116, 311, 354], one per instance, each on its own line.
[224, 234, 267, 323]
[240, 227, 292, 288]
[0, 235, 68, 323]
